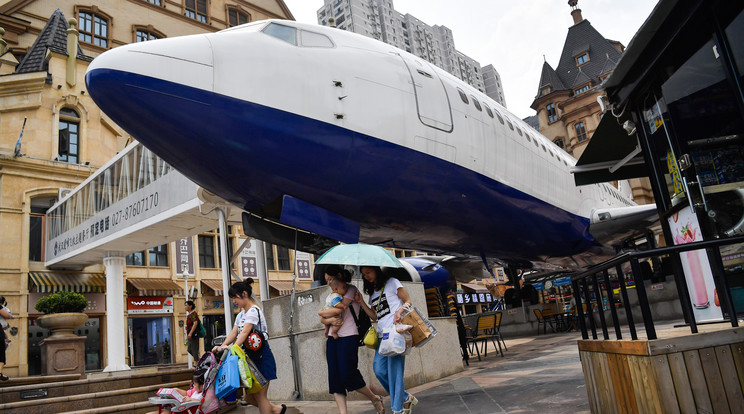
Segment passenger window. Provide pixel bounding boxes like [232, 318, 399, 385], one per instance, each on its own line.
[263, 23, 297, 45]
[526, 133, 531, 142]
[541, 144, 546, 152]
[457, 88, 469, 104]
[506, 120, 514, 130]
[516, 128, 522, 136]
[471, 96, 482, 111]
[484, 104, 494, 118]
[494, 110, 504, 124]
[301, 30, 333, 47]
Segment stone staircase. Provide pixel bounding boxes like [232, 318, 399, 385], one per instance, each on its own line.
[0, 365, 197, 414]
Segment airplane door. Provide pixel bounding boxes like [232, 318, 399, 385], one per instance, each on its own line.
[399, 55, 453, 132]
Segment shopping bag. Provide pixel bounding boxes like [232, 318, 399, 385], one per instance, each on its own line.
[378, 326, 409, 356]
[401, 306, 438, 347]
[244, 356, 268, 394]
[215, 352, 241, 399]
[229, 345, 252, 388]
[198, 322, 207, 338]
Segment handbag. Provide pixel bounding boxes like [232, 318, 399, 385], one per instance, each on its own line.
[363, 283, 387, 349]
[349, 303, 371, 348]
[215, 350, 241, 399]
[198, 321, 207, 338]
[245, 306, 265, 354]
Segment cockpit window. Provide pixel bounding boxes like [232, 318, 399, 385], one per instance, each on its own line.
[263, 23, 297, 45]
[301, 30, 334, 48]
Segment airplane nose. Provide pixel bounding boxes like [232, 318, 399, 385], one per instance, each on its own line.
[85, 34, 215, 161]
[87, 34, 214, 94]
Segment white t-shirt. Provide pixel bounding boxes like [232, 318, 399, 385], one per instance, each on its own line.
[369, 277, 404, 332]
[235, 305, 268, 338]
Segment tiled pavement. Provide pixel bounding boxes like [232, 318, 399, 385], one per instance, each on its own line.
[237, 330, 591, 414]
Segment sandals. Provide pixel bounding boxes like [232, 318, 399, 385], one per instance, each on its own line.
[403, 394, 418, 413]
[372, 395, 386, 414]
[0, 374, 8, 381]
[279, 403, 287, 414]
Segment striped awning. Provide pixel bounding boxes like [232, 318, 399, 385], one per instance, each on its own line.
[29, 272, 106, 293]
[269, 281, 306, 296]
[127, 278, 183, 297]
[201, 279, 225, 296]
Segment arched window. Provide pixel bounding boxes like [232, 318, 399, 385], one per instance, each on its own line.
[227, 6, 250, 27]
[59, 108, 80, 164]
[77, 7, 110, 48]
[185, 0, 208, 23]
[135, 26, 165, 42]
[554, 138, 564, 149]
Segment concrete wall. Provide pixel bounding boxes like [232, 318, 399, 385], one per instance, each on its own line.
[262, 281, 463, 401]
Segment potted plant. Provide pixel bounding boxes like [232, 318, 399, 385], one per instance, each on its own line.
[35, 291, 89, 338]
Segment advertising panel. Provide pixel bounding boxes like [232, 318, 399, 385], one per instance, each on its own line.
[127, 297, 174, 314]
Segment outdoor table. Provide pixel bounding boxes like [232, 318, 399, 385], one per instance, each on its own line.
[549, 311, 574, 332]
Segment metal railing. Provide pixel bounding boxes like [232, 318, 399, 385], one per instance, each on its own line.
[571, 235, 744, 341]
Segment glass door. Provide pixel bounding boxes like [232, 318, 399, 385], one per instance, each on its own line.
[127, 316, 172, 366]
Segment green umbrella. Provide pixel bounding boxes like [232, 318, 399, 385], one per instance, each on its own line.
[316, 244, 403, 268]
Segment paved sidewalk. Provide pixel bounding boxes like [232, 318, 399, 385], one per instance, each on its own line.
[236, 331, 590, 414]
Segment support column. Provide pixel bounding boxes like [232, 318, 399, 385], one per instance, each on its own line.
[103, 256, 130, 372]
[257, 240, 270, 301]
[216, 208, 234, 332]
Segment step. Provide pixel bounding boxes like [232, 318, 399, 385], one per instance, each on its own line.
[0, 379, 190, 414]
[0, 366, 193, 404]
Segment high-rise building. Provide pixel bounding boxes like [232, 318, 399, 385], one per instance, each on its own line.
[482, 64, 506, 107]
[317, 0, 501, 102]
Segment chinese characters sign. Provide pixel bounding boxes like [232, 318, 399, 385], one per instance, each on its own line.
[175, 237, 194, 276]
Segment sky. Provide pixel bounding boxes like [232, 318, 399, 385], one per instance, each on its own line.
[280, 0, 659, 119]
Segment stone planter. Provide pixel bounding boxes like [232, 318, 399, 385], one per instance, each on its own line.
[37, 312, 88, 338]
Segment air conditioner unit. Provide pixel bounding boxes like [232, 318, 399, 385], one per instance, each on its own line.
[58, 188, 72, 200]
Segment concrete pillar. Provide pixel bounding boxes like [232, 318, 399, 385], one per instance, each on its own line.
[216, 208, 233, 332]
[103, 256, 130, 372]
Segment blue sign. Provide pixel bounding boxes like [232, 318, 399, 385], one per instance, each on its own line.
[554, 276, 572, 287]
[533, 282, 544, 291]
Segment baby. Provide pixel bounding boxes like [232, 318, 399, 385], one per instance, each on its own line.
[321, 278, 347, 339]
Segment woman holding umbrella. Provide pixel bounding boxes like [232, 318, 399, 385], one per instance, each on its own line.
[320, 265, 385, 414]
[357, 266, 418, 414]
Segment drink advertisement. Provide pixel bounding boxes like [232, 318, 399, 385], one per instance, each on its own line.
[668, 207, 723, 322]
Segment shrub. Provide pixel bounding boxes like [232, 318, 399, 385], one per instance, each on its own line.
[35, 291, 88, 314]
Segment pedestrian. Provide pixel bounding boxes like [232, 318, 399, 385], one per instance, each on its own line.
[319, 265, 385, 414]
[185, 300, 200, 362]
[212, 280, 286, 414]
[357, 266, 418, 414]
[0, 296, 11, 381]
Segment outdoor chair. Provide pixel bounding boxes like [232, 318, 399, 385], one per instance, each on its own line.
[493, 312, 507, 354]
[533, 309, 555, 335]
[466, 313, 503, 360]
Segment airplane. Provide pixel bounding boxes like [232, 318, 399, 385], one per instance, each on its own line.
[84, 19, 660, 274]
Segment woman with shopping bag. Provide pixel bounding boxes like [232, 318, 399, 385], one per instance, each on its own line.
[212, 280, 286, 414]
[320, 265, 385, 414]
[357, 266, 419, 414]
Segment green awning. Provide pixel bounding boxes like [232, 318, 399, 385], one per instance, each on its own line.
[572, 115, 650, 185]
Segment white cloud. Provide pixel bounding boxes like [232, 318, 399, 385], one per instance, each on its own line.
[281, 0, 658, 118]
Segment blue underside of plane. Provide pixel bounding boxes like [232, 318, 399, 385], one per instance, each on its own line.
[86, 69, 596, 261]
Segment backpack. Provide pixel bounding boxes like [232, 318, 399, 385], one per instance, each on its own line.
[349, 303, 372, 347]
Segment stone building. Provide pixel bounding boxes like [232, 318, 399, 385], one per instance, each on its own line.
[530, 1, 653, 203]
[0, 0, 293, 377]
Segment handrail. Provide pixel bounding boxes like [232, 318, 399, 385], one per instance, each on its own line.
[570, 235, 744, 341]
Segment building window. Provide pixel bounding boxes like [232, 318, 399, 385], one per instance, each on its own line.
[29, 208, 46, 262]
[59, 108, 80, 164]
[575, 122, 588, 142]
[126, 251, 145, 266]
[546, 103, 557, 123]
[198, 235, 215, 268]
[576, 53, 589, 66]
[184, 0, 207, 23]
[148, 244, 168, 267]
[217, 233, 235, 269]
[78, 10, 109, 48]
[136, 29, 161, 42]
[574, 84, 590, 95]
[144, 0, 162, 5]
[554, 138, 564, 149]
[277, 247, 291, 270]
[227, 6, 250, 27]
[265, 244, 275, 270]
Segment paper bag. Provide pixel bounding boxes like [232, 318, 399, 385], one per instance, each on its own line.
[401, 307, 438, 347]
